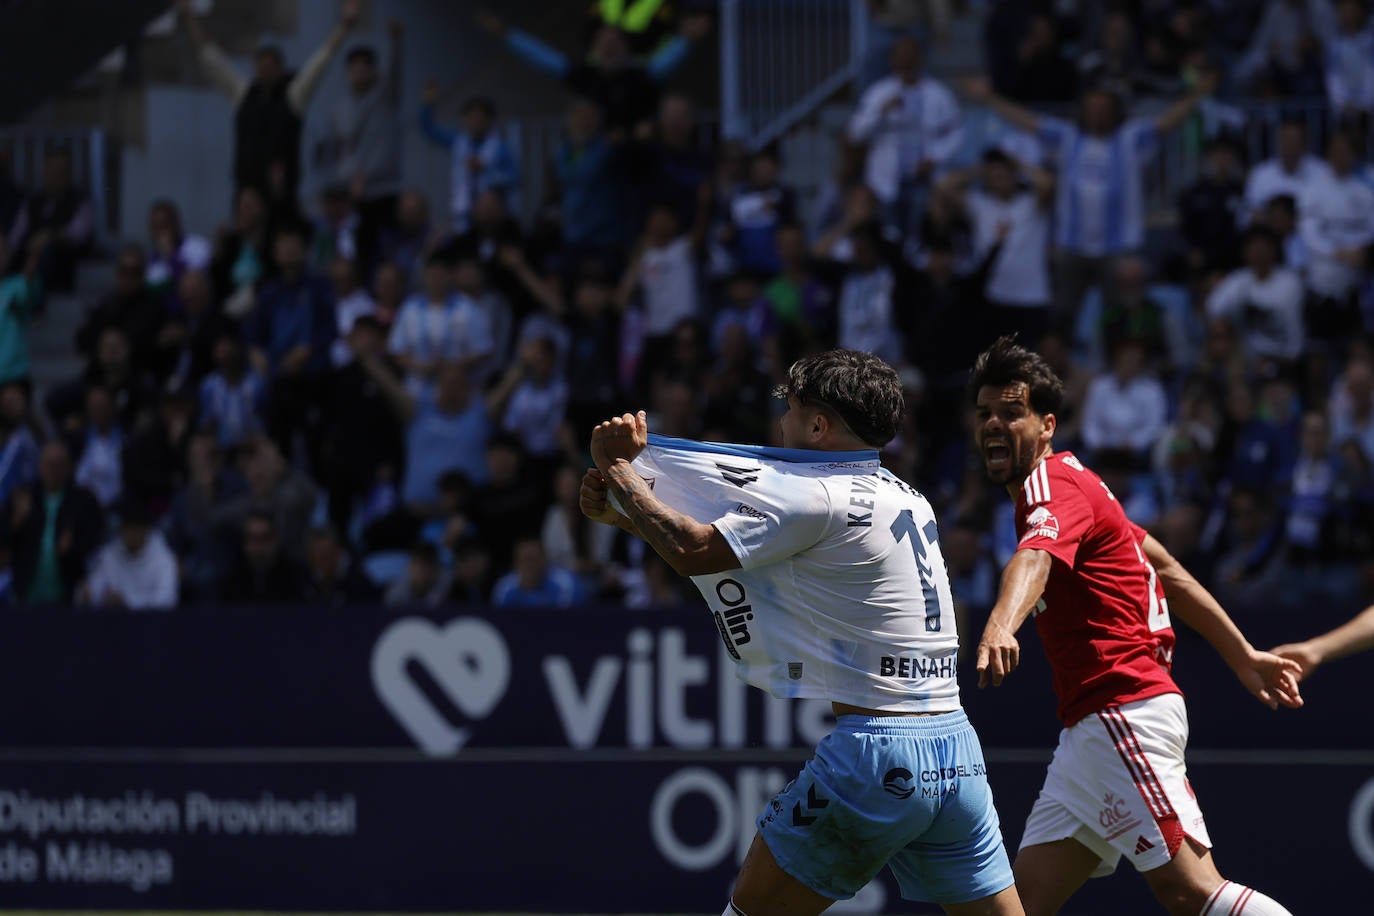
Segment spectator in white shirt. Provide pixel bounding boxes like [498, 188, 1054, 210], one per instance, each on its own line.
[1205, 226, 1306, 366]
[80, 502, 179, 610]
[848, 36, 963, 234]
[1298, 128, 1374, 340]
[939, 147, 1054, 343]
[1330, 356, 1374, 461]
[835, 221, 902, 365]
[1081, 337, 1169, 460]
[1242, 118, 1330, 222]
[388, 251, 494, 388]
[328, 256, 377, 366]
[617, 203, 702, 382]
[962, 72, 1215, 321]
[1326, 0, 1374, 118]
[488, 335, 570, 478]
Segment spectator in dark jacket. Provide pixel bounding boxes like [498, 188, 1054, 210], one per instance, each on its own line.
[4, 441, 104, 605]
[244, 223, 336, 470]
[302, 525, 378, 607]
[218, 510, 307, 604]
[74, 245, 165, 370]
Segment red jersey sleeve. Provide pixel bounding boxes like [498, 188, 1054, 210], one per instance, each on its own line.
[1015, 458, 1094, 568]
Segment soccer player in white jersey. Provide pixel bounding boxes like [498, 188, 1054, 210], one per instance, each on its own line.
[969, 337, 1302, 916]
[579, 350, 1023, 916]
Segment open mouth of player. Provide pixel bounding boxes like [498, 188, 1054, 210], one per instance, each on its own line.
[984, 440, 1011, 471]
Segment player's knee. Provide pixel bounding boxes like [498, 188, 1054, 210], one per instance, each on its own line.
[1146, 869, 1213, 916]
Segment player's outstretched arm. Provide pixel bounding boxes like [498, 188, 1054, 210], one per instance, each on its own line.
[1271, 604, 1374, 680]
[1141, 534, 1302, 710]
[977, 548, 1053, 688]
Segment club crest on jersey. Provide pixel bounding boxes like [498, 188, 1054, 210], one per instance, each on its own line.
[1021, 505, 1060, 542]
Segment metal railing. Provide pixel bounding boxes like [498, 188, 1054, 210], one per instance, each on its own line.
[0, 127, 110, 241]
[719, 0, 866, 150]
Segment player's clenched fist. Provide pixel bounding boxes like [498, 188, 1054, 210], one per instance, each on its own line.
[579, 468, 620, 526]
[976, 622, 1020, 688]
[590, 410, 649, 472]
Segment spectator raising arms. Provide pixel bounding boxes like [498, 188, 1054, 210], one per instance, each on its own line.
[419, 86, 519, 233]
[177, 0, 358, 207]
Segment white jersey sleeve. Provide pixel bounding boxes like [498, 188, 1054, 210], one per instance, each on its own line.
[712, 478, 831, 569]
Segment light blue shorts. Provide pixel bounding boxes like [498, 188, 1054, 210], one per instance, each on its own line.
[757, 710, 1014, 905]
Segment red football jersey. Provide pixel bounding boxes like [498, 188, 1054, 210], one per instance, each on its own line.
[1014, 451, 1179, 726]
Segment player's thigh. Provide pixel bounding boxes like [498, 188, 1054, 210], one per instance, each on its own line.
[733, 832, 834, 916]
[1139, 835, 1224, 916]
[941, 884, 1025, 916]
[1013, 838, 1102, 916]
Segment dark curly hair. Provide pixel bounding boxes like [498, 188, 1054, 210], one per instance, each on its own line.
[967, 336, 1064, 416]
[775, 349, 903, 448]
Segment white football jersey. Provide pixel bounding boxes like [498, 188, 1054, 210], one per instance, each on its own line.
[624, 435, 961, 712]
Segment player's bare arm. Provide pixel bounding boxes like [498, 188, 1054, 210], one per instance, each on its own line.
[1272, 603, 1374, 679]
[1141, 533, 1302, 710]
[976, 547, 1053, 688]
[601, 460, 742, 577]
[588, 410, 741, 577]
[578, 468, 639, 536]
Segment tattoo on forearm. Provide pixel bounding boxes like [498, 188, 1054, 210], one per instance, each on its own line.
[604, 463, 698, 564]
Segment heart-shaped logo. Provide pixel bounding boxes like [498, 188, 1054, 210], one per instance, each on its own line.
[371, 617, 510, 755]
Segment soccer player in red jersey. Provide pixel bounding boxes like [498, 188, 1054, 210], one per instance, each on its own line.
[968, 337, 1301, 916]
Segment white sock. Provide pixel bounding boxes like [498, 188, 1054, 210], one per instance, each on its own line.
[722, 902, 748, 916]
[1201, 880, 1293, 916]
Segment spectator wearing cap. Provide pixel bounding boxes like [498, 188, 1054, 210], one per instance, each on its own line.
[1298, 129, 1374, 342]
[1205, 226, 1305, 368]
[218, 510, 307, 605]
[4, 441, 104, 606]
[177, 0, 356, 206]
[1242, 119, 1330, 225]
[243, 222, 336, 468]
[327, 20, 404, 273]
[848, 36, 963, 235]
[492, 536, 583, 608]
[962, 71, 1215, 322]
[384, 542, 452, 608]
[145, 200, 212, 300]
[419, 86, 519, 233]
[477, 11, 708, 134]
[80, 500, 179, 611]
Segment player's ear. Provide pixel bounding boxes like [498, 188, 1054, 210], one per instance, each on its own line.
[1041, 411, 1057, 442]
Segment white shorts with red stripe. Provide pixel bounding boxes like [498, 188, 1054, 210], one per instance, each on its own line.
[1018, 692, 1211, 877]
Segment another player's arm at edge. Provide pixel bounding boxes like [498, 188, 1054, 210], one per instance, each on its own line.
[1272, 603, 1374, 680]
[582, 462, 742, 577]
[976, 547, 1054, 688]
[1139, 533, 1303, 710]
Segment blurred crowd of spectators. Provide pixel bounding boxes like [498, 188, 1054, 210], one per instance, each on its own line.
[1, 0, 1373, 618]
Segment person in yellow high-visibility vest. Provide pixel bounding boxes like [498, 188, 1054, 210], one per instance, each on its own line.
[587, 0, 674, 57]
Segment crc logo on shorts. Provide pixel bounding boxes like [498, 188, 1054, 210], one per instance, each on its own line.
[882, 767, 916, 799]
[1021, 505, 1060, 542]
[371, 617, 511, 755]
